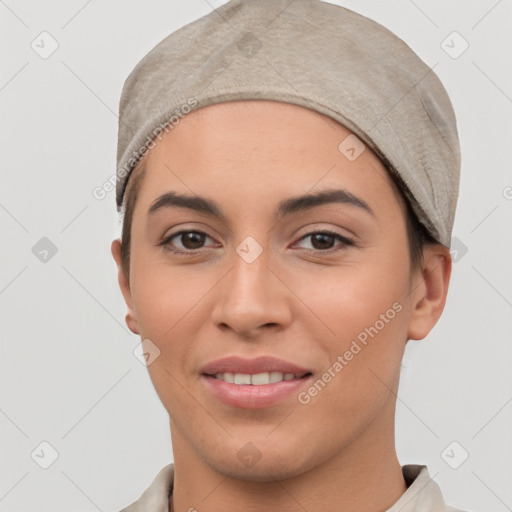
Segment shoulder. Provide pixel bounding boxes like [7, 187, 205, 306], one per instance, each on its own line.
[387, 464, 469, 512]
[117, 463, 174, 512]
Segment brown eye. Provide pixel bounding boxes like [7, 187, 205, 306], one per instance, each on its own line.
[161, 230, 215, 253]
[178, 231, 206, 250]
[310, 233, 336, 250]
[296, 230, 354, 252]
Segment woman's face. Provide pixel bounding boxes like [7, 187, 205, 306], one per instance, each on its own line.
[113, 100, 441, 481]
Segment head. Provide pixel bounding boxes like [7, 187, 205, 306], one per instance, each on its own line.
[111, 99, 451, 480]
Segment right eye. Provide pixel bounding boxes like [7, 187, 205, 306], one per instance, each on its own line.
[159, 230, 219, 255]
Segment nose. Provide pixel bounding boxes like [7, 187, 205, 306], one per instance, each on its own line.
[210, 247, 293, 339]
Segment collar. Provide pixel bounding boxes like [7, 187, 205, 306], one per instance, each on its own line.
[119, 463, 464, 512]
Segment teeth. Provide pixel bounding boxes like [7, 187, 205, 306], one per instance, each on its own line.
[233, 373, 251, 385]
[251, 372, 271, 385]
[269, 371, 284, 383]
[214, 371, 300, 385]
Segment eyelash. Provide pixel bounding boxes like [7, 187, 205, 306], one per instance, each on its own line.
[158, 229, 355, 256]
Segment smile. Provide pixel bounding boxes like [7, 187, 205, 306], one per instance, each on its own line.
[210, 371, 306, 385]
[199, 355, 313, 408]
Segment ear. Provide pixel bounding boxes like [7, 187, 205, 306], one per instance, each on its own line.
[407, 243, 452, 341]
[111, 238, 140, 335]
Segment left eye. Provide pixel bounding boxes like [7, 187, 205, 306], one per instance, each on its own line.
[160, 230, 354, 255]
[295, 231, 354, 251]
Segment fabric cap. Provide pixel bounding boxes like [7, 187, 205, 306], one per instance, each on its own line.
[116, 0, 461, 247]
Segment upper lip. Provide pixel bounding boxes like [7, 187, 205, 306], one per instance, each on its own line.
[200, 356, 312, 376]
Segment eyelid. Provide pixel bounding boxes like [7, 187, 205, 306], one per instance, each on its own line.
[159, 226, 355, 255]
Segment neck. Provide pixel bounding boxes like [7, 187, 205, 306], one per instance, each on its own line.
[168, 405, 407, 512]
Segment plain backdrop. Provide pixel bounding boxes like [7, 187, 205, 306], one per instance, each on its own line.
[1, 1, 511, 511]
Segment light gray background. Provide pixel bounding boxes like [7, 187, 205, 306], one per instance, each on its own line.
[1, 1, 511, 511]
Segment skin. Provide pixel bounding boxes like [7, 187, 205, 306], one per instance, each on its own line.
[111, 100, 451, 512]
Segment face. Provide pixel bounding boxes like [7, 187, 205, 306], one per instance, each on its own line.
[112, 100, 448, 482]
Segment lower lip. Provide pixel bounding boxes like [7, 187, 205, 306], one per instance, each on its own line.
[201, 374, 312, 409]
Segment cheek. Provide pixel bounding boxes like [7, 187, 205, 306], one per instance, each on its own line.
[290, 246, 410, 402]
[130, 240, 203, 335]
[293, 251, 409, 346]
[129, 256, 208, 412]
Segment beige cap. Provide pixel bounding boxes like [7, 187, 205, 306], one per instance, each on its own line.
[116, 0, 460, 247]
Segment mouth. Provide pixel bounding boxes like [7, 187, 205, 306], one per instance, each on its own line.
[199, 356, 314, 409]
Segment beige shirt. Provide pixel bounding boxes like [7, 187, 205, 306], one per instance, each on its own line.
[118, 464, 466, 512]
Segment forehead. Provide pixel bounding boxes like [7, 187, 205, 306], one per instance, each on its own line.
[131, 100, 404, 219]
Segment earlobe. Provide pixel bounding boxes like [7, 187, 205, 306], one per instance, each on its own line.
[111, 239, 140, 335]
[407, 244, 452, 341]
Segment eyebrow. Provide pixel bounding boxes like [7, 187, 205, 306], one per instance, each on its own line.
[147, 188, 375, 221]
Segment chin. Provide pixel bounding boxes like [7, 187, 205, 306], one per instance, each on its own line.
[209, 458, 311, 483]
[200, 441, 315, 483]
